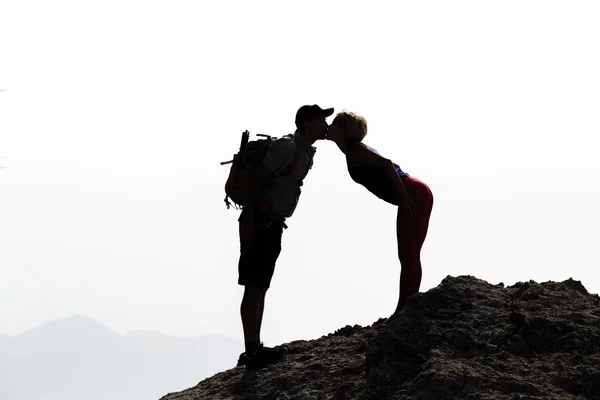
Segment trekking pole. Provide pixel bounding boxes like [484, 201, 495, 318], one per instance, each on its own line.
[238, 130, 249, 168]
[219, 130, 251, 166]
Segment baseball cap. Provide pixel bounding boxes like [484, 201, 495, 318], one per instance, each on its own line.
[295, 104, 335, 129]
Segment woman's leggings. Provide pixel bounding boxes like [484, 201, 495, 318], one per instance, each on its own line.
[396, 175, 434, 309]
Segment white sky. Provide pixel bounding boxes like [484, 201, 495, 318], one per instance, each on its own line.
[1, 1, 599, 346]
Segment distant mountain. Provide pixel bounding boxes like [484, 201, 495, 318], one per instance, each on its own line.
[0, 315, 242, 400]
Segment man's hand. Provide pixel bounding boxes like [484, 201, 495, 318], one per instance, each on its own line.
[398, 192, 417, 217]
[240, 209, 256, 244]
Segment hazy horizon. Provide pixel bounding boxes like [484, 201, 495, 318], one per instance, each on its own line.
[2, 0, 600, 354]
[0, 313, 240, 340]
[0, 314, 242, 400]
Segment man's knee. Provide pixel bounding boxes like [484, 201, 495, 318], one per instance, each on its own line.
[243, 285, 267, 303]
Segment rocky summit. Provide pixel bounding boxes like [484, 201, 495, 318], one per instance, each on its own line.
[160, 275, 600, 400]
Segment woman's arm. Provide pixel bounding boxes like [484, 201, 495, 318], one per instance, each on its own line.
[347, 142, 416, 215]
[347, 142, 409, 198]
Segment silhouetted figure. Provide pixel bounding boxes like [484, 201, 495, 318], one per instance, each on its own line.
[327, 110, 434, 319]
[236, 104, 333, 368]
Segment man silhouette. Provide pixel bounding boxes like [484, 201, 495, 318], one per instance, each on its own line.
[236, 104, 333, 368]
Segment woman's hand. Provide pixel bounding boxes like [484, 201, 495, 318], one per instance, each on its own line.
[398, 191, 417, 217]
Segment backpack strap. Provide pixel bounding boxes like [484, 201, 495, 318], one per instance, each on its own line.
[278, 141, 305, 178]
[286, 142, 303, 174]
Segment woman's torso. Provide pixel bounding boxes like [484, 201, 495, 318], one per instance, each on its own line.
[346, 143, 408, 206]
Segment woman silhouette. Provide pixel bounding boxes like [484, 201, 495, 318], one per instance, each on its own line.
[327, 110, 434, 319]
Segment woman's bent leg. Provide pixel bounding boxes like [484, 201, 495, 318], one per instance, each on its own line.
[393, 176, 433, 316]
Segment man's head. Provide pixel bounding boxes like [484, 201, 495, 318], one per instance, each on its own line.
[295, 104, 334, 143]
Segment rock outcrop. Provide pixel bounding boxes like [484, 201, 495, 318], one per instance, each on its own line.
[161, 275, 600, 400]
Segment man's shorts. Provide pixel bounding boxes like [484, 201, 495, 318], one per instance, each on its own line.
[238, 212, 284, 290]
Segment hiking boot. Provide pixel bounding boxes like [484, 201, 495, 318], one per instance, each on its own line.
[239, 343, 288, 369]
[235, 344, 268, 367]
[259, 343, 289, 357]
[236, 351, 251, 367]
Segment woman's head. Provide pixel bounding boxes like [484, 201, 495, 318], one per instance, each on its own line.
[328, 110, 368, 143]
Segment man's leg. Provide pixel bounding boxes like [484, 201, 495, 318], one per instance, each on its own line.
[241, 285, 264, 353]
[237, 219, 286, 367]
[256, 291, 266, 343]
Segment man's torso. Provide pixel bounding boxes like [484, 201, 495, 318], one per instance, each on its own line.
[262, 133, 315, 220]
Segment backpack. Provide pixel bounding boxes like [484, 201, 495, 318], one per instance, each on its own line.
[220, 130, 302, 210]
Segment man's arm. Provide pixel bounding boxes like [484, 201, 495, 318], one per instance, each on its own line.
[245, 138, 296, 209]
[245, 164, 276, 208]
[240, 164, 275, 244]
